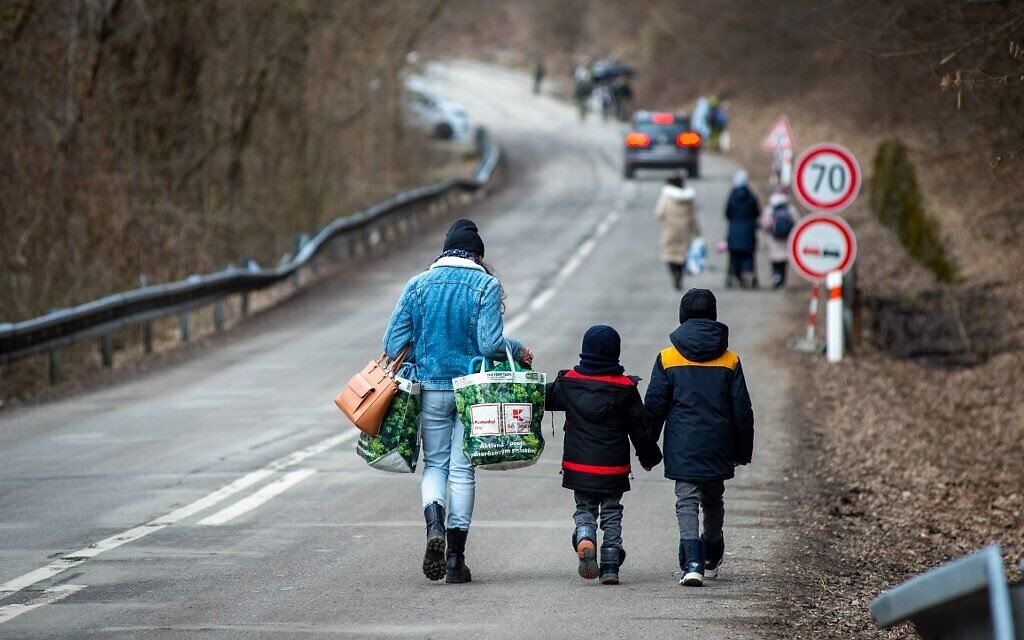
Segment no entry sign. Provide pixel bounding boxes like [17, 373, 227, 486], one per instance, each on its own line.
[794, 143, 861, 213]
[788, 214, 858, 282]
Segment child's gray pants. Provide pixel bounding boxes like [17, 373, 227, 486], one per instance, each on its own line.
[573, 490, 624, 550]
[675, 479, 725, 541]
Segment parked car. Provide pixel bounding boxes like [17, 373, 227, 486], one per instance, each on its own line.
[404, 79, 471, 141]
[622, 111, 702, 179]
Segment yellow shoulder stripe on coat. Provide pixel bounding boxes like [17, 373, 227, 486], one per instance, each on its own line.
[660, 347, 739, 370]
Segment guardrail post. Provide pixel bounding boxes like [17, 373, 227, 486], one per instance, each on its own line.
[49, 350, 61, 385]
[292, 235, 305, 287]
[139, 275, 153, 354]
[179, 311, 189, 342]
[214, 299, 225, 332]
[100, 334, 113, 368]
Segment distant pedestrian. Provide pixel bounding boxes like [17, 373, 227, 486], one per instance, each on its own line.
[643, 289, 754, 587]
[546, 325, 663, 585]
[531, 57, 545, 95]
[654, 174, 700, 291]
[383, 219, 534, 584]
[725, 170, 761, 289]
[760, 190, 799, 289]
[573, 63, 592, 121]
[707, 97, 728, 151]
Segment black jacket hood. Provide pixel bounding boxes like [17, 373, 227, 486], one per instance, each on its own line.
[670, 319, 729, 362]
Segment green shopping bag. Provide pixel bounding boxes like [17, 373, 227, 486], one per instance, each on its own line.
[453, 347, 546, 470]
[355, 375, 421, 473]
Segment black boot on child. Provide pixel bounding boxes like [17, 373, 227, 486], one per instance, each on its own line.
[572, 526, 599, 579]
[599, 546, 626, 585]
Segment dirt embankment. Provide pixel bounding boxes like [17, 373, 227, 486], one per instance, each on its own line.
[729, 96, 1024, 640]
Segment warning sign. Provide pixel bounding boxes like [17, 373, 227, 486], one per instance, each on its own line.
[762, 115, 794, 152]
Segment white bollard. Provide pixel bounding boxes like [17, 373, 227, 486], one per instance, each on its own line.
[780, 149, 793, 187]
[826, 271, 844, 363]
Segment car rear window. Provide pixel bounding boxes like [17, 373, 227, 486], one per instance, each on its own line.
[636, 122, 689, 137]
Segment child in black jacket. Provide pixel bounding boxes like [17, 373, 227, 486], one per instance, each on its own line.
[644, 289, 754, 587]
[546, 325, 663, 584]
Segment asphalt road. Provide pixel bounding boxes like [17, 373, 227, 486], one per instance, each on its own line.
[0, 62, 795, 639]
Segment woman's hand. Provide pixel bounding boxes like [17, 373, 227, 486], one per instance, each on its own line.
[520, 347, 534, 368]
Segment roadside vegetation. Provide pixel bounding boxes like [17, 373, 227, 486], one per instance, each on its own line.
[0, 0, 451, 400]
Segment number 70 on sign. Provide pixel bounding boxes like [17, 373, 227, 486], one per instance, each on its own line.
[794, 143, 861, 214]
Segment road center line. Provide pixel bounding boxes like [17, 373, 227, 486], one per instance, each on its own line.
[506, 209, 620, 334]
[0, 431, 355, 601]
[198, 469, 318, 526]
[0, 585, 86, 625]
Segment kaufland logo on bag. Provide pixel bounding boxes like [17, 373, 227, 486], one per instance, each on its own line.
[470, 402, 532, 436]
[503, 403, 532, 435]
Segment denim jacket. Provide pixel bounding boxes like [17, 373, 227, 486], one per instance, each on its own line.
[383, 256, 524, 390]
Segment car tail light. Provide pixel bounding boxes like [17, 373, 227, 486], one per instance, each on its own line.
[651, 112, 674, 125]
[676, 131, 701, 147]
[625, 132, 651, 148]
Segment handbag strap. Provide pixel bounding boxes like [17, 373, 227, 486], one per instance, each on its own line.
[380, 344, 411, 374]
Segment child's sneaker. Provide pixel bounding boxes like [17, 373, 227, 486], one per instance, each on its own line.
[703, 535, 725, 579]
[678, 539, 704, 587]
[573, 527, 599, 580]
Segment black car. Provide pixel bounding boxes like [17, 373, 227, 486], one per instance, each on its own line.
[623, 111, 702, 179]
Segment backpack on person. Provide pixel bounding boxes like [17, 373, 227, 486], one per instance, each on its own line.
[770, 204, 795, 239]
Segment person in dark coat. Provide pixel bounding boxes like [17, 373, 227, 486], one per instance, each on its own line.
[643, 289, 754, 587]
[725, 170, 761, 289]
[546, 325, 662, 585]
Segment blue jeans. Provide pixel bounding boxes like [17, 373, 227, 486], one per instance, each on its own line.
[420, 390, 475, 529]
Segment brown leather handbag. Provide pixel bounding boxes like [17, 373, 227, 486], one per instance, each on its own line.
[334, 346, 410, 436]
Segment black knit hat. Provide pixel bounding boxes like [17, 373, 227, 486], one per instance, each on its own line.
[443, 218, 485, 256]
[679, 288, 717, 323]
[575, 325, 625, 376]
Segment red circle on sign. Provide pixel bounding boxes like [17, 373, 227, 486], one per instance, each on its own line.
[794, 144, 861, 213]
[788, 214, 858, 282]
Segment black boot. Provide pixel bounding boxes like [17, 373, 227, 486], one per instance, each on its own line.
[572, 526, 599, 580]
[703, 535, 725, 579]
[445, 528, 472, 584]
[678, 539, 704, 587]
[599, 546, 626, 585]
[422, 502, 446, 581]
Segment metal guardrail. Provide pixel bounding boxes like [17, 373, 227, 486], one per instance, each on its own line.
[0, 129, 500, 395]
[870, 545, 1024, 639]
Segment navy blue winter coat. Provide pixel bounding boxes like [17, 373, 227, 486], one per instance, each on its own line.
[725, 186, 761, 253]
[643, 319, 754, 481]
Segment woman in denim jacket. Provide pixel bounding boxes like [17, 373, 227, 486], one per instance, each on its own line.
[383, 219, 533, 584]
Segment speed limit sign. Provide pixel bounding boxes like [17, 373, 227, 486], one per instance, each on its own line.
[794, 143, 861, 213]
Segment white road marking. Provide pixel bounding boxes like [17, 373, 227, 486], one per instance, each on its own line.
[505, 210, 620, 334]
[0, 585, 86, 625]
[0, 431, 355, 602]
[197, 469, 318, 526]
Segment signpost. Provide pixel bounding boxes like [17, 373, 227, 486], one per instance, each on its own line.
[762, 115, 794, 186]
[793, 143, 861, 213]
[788, 213, 858, 357]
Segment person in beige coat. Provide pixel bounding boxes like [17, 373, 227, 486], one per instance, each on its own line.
[655, 174, 701, 290]
[759, 190, 800, 289]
